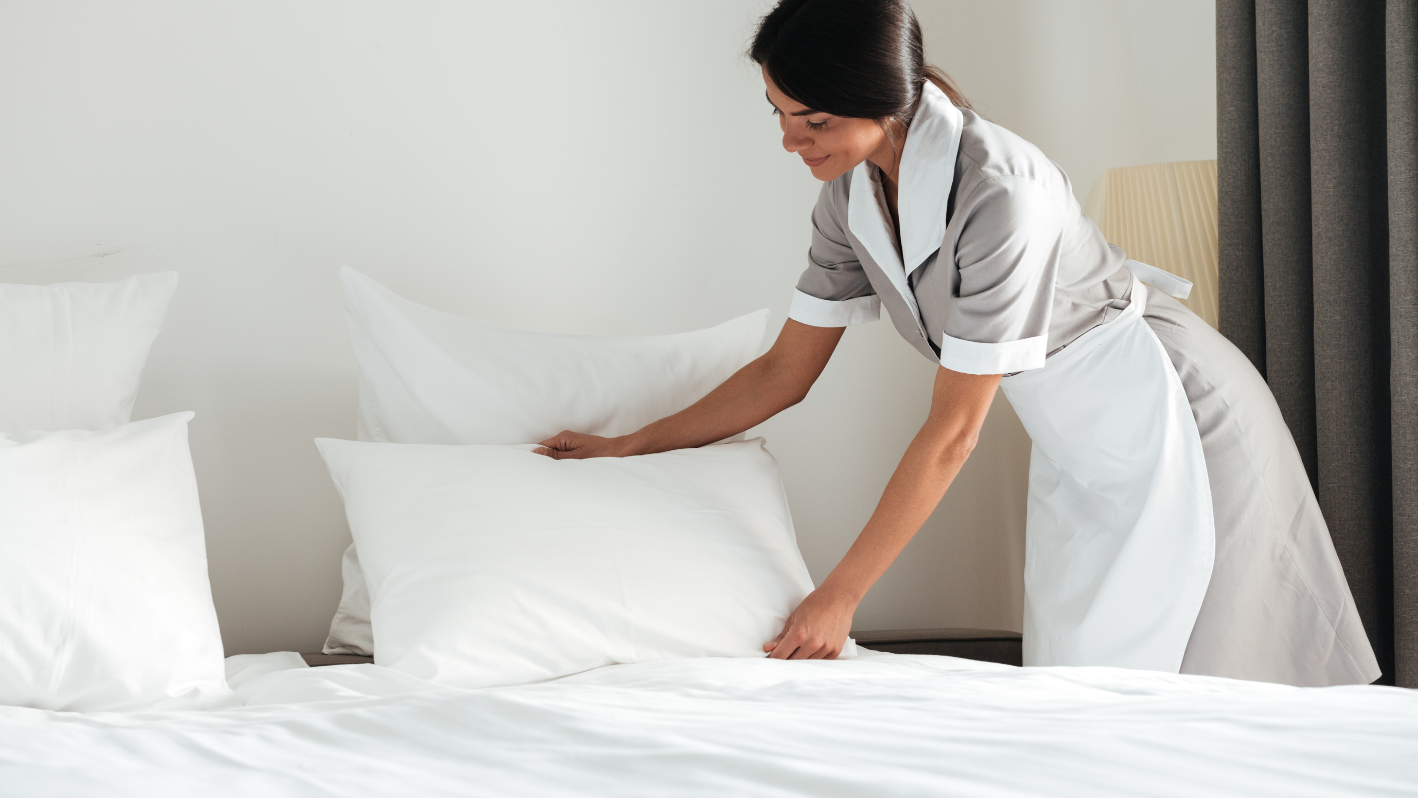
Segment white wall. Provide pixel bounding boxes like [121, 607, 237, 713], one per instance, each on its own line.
[916, 0, 1218, 204]
[0, 0, 1215, 655]
[1125, 0, 1220, 165]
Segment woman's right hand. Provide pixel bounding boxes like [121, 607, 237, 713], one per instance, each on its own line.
[534, 430, 640, 460]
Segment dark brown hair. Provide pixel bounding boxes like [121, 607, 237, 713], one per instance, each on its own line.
[749, 0, 970, 133]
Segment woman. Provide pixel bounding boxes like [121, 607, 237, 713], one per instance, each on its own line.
[537, 0, 1380, 686]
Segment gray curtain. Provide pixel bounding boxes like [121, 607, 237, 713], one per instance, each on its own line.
[1218, 0, 1417, 687]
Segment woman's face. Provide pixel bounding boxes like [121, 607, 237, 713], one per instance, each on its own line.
[763, 67, 892, 183]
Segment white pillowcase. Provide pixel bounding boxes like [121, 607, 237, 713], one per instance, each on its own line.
[0, 412, 233, 712]
[342, 266, 769, 445]
[325, 267, 770, 655]
[316, 438, 817, 688]
[0, 272, 178, 433]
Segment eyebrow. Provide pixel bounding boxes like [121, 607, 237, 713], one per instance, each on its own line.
[765, 92, 826, 116]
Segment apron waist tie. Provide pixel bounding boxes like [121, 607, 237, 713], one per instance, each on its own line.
[1124, 259, 1192, 300]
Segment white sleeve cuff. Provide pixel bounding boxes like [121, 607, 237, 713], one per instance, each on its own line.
[788, 290, 881, 327]
[939, 333, 1046, 375]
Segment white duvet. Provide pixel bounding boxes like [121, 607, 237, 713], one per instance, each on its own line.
[2, 651, 1415, 797]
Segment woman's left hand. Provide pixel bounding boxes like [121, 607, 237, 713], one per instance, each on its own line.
[764, 586, 858, 660]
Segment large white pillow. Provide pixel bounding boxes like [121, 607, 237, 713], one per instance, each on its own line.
[0, 412, 233, 712]
[325, 267, 770, 656]
[0, 272, 178, 433]
[341, 266, 769, 445]
[316, 437, 818, 688]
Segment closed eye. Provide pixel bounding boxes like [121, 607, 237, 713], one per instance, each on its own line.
[765, 91, 827, 123]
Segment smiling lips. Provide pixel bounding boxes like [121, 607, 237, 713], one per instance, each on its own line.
[803, 154, 830, 168]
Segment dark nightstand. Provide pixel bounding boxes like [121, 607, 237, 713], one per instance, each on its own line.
[851, 628, 1022, 666]
[302, 653, 373, 667]
[302, 628, 1022, 669]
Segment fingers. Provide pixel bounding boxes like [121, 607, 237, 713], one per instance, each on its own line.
[794, 643, 838, 660]
[532, 444, 567, 459]
[532, 431, 631, 461]
[535, 431, 581, 460]
[787, 640, 826, 660]
[536, 431, 575, 450]
[766, 629, 796, 659]
[773, 638, 823, 660]
[768, 630, 839, 660]
[769, 632, 808, 660]
[764, 612, 794, 653]
[766, 611, 833, 660]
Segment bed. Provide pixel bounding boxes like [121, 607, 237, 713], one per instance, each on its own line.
[5, 274, 1416, 797]
[3, 650, 1416, 797]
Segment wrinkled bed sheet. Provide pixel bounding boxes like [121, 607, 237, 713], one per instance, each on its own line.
[1, 650, 1415, 797]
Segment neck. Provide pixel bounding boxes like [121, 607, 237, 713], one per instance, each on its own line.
[866, 127, 904, 190]
[867, 152, 900, 190]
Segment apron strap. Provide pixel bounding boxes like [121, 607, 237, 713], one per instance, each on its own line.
[1124, 259, 1192, 300]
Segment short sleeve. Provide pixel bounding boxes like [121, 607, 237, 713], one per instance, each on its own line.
[789, 181, 881, 327]
[941, 176, 1062, 374]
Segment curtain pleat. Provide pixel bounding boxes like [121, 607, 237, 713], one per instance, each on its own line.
[1256, 0, 1319, 480]
[1218, 0, 1266, 369]
[1388, 0, 1418, 687]
[1309, 0, 1395, 689]
[1218, 0, 1416, 687]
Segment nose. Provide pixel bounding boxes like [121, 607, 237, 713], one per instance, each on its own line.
[781, 123, 810, 154]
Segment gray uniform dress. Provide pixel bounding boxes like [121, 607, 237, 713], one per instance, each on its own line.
[790, 89, 1381, 687]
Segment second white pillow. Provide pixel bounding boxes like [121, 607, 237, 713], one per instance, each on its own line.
[316, 438, 817, 688]
[325, 267, 771, 656]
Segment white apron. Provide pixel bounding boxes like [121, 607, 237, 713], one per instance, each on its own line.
[999, 269, 1215, 672]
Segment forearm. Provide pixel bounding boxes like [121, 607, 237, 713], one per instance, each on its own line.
[818, 367, 1001, 605]
[626, 354, 805, 455]
[762, 409, 987, 660]
[617, 320, 845, 456]
[760, 367, 997, 660]
[818, 425, 976, 604]
[536, 321, 843, 462]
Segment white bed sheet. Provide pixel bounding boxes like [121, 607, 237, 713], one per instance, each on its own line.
[2, 651, 1415, 797]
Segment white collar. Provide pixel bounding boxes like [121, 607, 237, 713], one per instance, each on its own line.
[846, 82, 964, 279]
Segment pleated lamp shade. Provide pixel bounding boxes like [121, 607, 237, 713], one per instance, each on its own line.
[1083, 160, 1219, 328]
